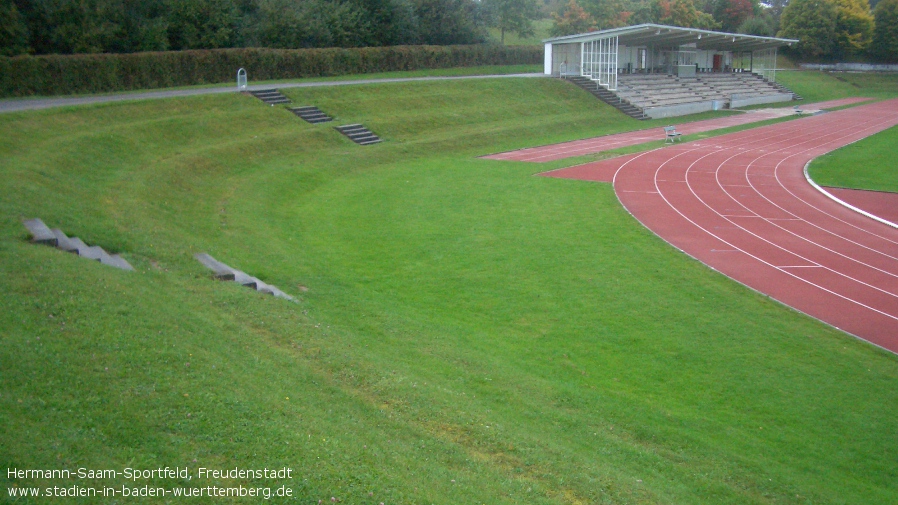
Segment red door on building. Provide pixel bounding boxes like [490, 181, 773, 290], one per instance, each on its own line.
[713, 54, 723, 72]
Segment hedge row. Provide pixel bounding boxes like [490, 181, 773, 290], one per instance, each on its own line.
[0, 45, 542, 98]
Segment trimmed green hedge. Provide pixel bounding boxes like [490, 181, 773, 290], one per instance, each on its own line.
[0, 45, 542, 98]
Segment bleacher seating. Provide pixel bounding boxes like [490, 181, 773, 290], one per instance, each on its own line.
[566, 71, 798, 119]
[612, 72, 792, 111]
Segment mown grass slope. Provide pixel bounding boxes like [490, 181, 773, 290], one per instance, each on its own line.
[2, 73, 897, 504]
[777, 70, 898, 102]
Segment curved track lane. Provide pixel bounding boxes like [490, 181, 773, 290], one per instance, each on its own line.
[485, 97, 871, 163]
[548, 98, 898, 352]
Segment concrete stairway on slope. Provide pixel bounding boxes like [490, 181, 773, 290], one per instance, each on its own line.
[250, 89, 291, 106]
[334, 124, 382, 145]
[289, 105, 333, 124]
[566, 76, 647, 120]
[23, 218, 134, 271]
[759, 76, 803, 101]
[195, 253, 294, 301]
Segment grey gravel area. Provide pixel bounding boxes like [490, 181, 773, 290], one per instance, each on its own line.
[0, 73, 546, 114]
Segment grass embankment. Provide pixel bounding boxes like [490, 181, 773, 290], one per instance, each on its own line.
[2, 74, 897, 504]
[777, 70, 898, 103]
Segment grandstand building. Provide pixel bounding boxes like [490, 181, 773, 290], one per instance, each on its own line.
[544, 24, 800, 119]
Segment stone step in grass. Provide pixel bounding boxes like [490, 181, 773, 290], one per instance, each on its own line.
[249, 89, 291, 106]
[195, 252, 236, 280]
[23, 218, 134, 271]
[289, 106, 333, 124]
[334, 124, 382, 145]
[24, 218, 56, 245]
[52, 228, 79, 252]
[194, 253, 294, 301]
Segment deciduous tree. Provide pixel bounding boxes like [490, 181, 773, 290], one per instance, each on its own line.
[631, 0, 717, 28]
[778, 0, 838, 59]
[872, 0, 898, 61]
[550, 0, 597, 36]
[736, 14, 776, 35]
[833, 0, 873, 57]
[713, 0, 759, 31]
[412, 0, 487, 45]
[166, 0, 240, 50]
[0, 0, 29, 55]
[483, 0, 539, 43]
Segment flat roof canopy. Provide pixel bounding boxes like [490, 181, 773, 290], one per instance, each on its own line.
[545, 23, 798, 52]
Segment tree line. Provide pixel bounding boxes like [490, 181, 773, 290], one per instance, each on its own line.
[2, 0, 896, 62]
[0, 0, 491, 56]
[549, 0, 896, 62]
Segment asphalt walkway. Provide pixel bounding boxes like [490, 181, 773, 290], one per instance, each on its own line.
[0, 73, 546, 114]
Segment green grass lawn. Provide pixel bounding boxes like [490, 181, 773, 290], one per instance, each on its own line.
[808, 125, 898, 193]
[777, 70, 898, 103]
[2, 72, 898, 504]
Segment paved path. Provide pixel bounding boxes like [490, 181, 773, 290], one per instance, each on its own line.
[543, 99, 898, 352]
[0, 73, 546, 114]
[483, 97, 872, 163]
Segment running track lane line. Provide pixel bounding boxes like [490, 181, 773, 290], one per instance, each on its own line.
[549, 98, 898, 352]
[628, 100, 898, 351]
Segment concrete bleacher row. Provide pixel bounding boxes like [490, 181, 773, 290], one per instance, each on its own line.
[615, 72, 792, 110]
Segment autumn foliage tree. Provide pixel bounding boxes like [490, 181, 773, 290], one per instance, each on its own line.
[630, 0, 717, 29]
[833, 0, 874, 57]
[581, 0, 631, 28]
[779, 0, 839, 59]
[550, 0, 597, 36]
[712, 0, 759, 32]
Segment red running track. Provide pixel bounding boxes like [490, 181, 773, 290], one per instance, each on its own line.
[543, 98, 898, 352]
[483, 97, 872, 163]
[822, 187, 898, 227]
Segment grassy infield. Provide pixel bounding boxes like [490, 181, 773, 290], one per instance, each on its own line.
[1, 68, 897, 504]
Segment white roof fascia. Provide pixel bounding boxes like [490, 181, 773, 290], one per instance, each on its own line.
[543, 23, 798, 51]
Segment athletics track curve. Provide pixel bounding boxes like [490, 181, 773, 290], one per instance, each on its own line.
[484, 97, 871, 163]
[544, 99, 898, 353]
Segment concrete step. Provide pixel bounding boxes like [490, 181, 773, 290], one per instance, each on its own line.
[24, 220, 134, 271]
[194, 253, 236, 280]
[250, 89, 291, 105]
[232, 270, 260, 288]
[80, 245, 107, 261]
[23, 218, 56, 245]
[289, 105, 333, 124]
[195, 253, 295, 301]
[102, 254, 135, 271]
[51, 229, 79, 252]
[566, 76, 647, 119]
[335, 124, 382, 145]
[67, 236, 90, 255]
